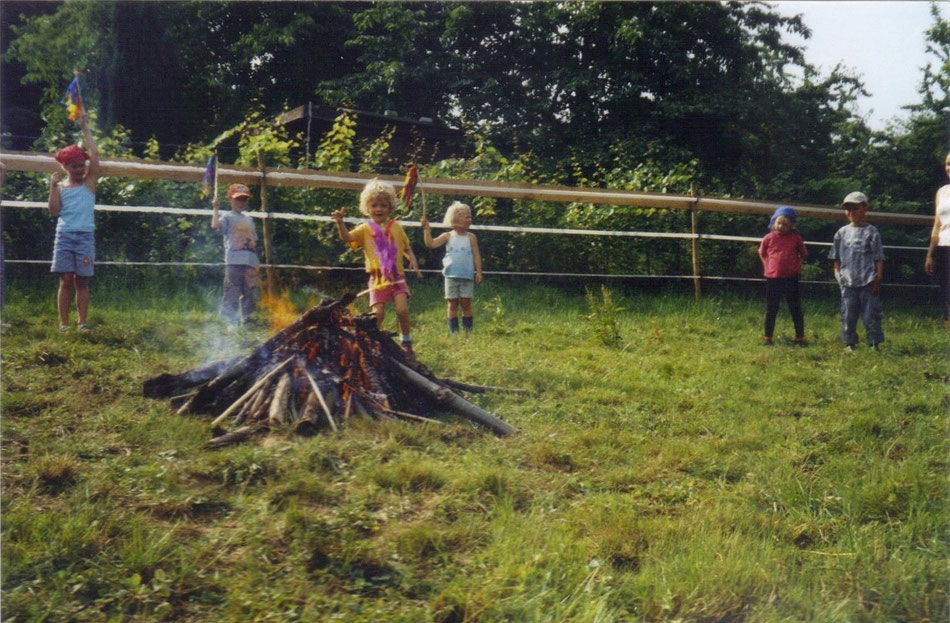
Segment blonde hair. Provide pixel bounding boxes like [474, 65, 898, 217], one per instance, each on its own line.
[358, 179, 398, 216]
[442, 201, 472, 227]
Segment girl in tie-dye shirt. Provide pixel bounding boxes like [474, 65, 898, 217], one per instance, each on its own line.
[331, 179, 422, 357]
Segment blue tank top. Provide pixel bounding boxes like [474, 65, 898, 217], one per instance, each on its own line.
[442, 232, 475, 279]
[56, 184, 96, 233]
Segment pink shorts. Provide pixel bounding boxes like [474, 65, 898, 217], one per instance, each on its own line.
[368, 275, 410, 306]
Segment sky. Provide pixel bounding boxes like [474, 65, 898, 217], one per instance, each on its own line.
[773, 1, 946, 130]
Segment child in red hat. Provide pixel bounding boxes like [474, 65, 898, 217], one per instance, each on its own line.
[47, 113, 99, 333]
[211, 183, 260, 326]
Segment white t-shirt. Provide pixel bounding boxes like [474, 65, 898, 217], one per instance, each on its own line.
[937, 189, 950, 247]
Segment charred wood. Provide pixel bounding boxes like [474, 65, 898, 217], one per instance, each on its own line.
[144, 295, 518, 445]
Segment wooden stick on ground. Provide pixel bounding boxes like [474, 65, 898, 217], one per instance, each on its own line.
[384, 408, 444, 425]
[342, 393, 353, 422]
[207, 424, 262, 448]
[209, 356, 294, 430]
[295, 392, 321, 435]
[267, 373, 293, 427]
[234, 382, 273, 428]
[302, 367, 338, 432]
[439, 378, 531, 395]
[394, 361, 518, 436]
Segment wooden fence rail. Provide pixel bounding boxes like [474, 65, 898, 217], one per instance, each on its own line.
[1, 150, 931, 225]
[2, 150, 933, 301]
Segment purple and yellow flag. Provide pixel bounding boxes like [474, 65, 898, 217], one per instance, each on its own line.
[398, 165, 419, 210]
[61, 75, 84, 121]
[201, 154, 216, 198]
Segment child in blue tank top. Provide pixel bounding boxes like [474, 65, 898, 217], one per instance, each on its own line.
[421, 202, 483, 334]
[47, 113, 99, 333]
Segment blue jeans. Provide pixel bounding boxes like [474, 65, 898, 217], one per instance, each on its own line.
[840, 284, 883, 346]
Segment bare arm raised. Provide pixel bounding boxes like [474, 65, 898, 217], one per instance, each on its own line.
[420, 217, 450, 248]
[331, 208, 354, 244]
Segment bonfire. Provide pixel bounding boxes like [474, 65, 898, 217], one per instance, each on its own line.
[144, 294, 518, 446]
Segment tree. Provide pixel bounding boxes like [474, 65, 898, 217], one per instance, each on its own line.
[3, 2, 357, 154]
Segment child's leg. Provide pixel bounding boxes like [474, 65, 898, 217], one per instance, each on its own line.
[240, 266, 259, 323]
[785, 277, 804, 339]
[393, 293, 411, 336]
[392, 293, 414, 357]
[221, 265, 242, 325]
[372, 302, 386, 328]
[862, 286, 884, 345]
[460, 297, 473, 332]
[57, 273, 75, 326]
[839, 286, 860, 346]
[74, 275, 90, 325]
[763, 278, 781, 339]
[447, 298, 460, 333]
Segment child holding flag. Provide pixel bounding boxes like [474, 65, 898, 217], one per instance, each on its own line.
[48, 112, 99, 332]
[212, 182, 260, 327]
[421, 202, 483, 334]
[331, 179, 422, 357]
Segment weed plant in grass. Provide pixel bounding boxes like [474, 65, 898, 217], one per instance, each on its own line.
[1, 273, 947, 622]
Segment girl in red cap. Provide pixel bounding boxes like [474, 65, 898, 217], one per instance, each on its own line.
[47, 113, 99, 333]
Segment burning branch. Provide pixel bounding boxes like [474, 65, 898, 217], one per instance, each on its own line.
[144, 295, 519, 446]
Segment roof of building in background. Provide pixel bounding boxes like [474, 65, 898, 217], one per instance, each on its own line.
[278, 103, 470, 173]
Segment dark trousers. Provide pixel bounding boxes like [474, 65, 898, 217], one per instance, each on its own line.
[934, 246, 950, 321]
[764, 276, 804, 339]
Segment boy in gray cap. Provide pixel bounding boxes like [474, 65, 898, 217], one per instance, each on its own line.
[828, 192, 885, 350]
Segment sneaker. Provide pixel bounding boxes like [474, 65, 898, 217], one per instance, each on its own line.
[401, 342, 416, 361]
[78, 324, 93, 333]
[762, 337, 774, 346]
[58, 325, 70, 333]
[794, 338, 807, 347]
[845, 344, 856, 352]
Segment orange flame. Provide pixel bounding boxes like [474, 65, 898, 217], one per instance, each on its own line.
[259, 288, 320, 333]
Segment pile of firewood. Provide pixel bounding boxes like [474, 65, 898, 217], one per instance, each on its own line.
[143, 294, 518, 447]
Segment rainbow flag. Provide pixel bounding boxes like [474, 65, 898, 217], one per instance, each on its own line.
[61, 76, 83, 121]
[201, 154, 216, 198]
[399, 165, 419, 210]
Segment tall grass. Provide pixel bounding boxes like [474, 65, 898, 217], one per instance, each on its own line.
[1, 269, 947, 622]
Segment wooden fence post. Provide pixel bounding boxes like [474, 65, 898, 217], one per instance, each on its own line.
[690, 183, 702, 302]
[256, 151, 275, 299]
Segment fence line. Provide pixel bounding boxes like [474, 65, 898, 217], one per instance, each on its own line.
[1, 150, 933, 225]
[4, 259, 935, 289]
[2, 154, 934, 300]
[0, 200, 928, 251]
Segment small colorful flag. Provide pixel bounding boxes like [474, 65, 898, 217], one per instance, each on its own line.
[61, 75, 84, 121]
[201, 154, 216, 198]
[398, 165, 419, 210]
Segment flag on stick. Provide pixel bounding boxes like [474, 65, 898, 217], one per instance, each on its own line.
[201, 153, 216, 198]
[61, 73, 84, 121]
[398, 165, 419, 211]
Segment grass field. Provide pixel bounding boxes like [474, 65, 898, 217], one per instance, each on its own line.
[1, 272, 947, 622]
